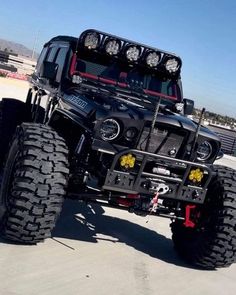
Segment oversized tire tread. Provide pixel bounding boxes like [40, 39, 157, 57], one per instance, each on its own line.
[0, 123, 69, 244]
[171, 165, 236, 269]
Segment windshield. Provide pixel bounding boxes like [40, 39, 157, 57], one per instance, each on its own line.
[74, 54, 181, 102]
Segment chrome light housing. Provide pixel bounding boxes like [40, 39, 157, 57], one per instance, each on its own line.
[126, 45, 141, 62]
[105, 39, 120, 55]
[72, 75, 83, 84]
[100, 118, 120, 141]
[175, 102, 184, 113]
[165, 58, 180, 73]
[84, 32, 100, 49]
[146, 51, 161, 67]
[197, 141, 213, 161]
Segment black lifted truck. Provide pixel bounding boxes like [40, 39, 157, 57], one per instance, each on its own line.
[0, 29, 235, 269]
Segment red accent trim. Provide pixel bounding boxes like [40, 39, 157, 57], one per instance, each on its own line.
[118, 82, 128, 88]
[117, 194, 140, 207]
[69, 53, 77, 76]
[99, 77, 117, 85]
[152, 193, 159, 204]
[117, 198, 134, 207]
[127, 194, 140, 199]
[79, 72, 98, 80]
[71, 66, 178, 101]
[144, 89, 177, 101]
[119, 71, 127, 80]
[184, 205, 196, 228]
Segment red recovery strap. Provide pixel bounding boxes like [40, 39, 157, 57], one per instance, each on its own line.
[149, 192, 159, 213]
[184, 205, 196, 228]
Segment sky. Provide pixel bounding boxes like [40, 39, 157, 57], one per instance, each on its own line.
[0, 0, 235, 117]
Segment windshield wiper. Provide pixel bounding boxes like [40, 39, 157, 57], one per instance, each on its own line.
[114, 86, 159, 111]
[79, 79, 117, 96]
[78, 77, 164, 112]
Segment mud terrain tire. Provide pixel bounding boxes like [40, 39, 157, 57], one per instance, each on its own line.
[0, 123, 69, 244]
[171, 165, 236, 269]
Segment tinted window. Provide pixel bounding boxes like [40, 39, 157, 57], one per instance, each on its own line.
[76, 57, 179, 99]
[35, 47, 47, 74]
[146, 75, 177, 97]
[46, 46, 58, 62]
[55, 47, 68, 82]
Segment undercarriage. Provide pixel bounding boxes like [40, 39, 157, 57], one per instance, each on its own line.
[67, 146, 213, 228]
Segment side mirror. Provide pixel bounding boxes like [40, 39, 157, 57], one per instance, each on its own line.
[41, 61, 58, 80]
[183, 98, 194, 115]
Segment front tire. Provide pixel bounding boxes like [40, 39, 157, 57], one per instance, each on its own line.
[171, 166, 236, 269]
[0, 123, 69, 244]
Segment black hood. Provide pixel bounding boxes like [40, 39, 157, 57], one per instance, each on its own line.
[61, 90, 220, 142]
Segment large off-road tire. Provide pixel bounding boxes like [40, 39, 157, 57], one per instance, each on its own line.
[171, 165, 236, 269]
[0, 123, 69, 244]
[0, 98, 27, 167]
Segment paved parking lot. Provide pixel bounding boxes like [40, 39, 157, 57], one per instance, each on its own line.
[0, 77, 29, 101]
[1, 78, 236, 295]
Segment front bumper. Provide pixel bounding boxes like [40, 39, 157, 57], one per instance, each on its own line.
[102, 149, 213, 204]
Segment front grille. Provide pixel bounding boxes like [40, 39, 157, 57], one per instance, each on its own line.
[137, 125, 185, 157]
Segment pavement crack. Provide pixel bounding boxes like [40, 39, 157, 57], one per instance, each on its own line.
[51, 237, 75, 250]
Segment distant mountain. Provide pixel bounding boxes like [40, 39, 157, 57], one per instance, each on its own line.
[0, 38, 38, 59]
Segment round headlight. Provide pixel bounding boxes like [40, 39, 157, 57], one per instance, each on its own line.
[125, 127, 138, 141]
[126, 46, 140, 62]
[105, 39, 120, 55]
[146, 51, 160, 67]
[197, 141, 213, 161]
[84, 32, 100, 49]
[100, 119, 120, 141]
[165, 58, 180, 73]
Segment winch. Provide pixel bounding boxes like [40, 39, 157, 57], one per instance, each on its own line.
[143, 179, 169, 194]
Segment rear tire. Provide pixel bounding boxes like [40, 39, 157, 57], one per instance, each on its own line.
[171, 166, 236, 269]
[0, 123, 69, 244]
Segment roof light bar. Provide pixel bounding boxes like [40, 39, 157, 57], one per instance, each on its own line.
[84, 32, 100, 49]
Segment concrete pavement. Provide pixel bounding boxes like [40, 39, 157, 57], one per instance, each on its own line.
[215, 154, 236, 168]
[1, 78, 236, 295]
[1, 197, 236, 295]
[0, 77, 29, 101]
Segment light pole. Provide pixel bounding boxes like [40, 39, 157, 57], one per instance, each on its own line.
[31, 30, 39, 60]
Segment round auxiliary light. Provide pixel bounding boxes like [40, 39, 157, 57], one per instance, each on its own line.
[165, 58, 180, 73]
[100, 118, 120, 141]
[126, 46, 140, 62]
[197, 141, 213, 161]
[105, 39, 120, 55]
[84, 32, 100, 49]
[125, 127, 138, 141]
[146, 51, 160, 67]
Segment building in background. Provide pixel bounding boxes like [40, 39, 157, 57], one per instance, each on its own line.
[0, 49, 36, 78]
